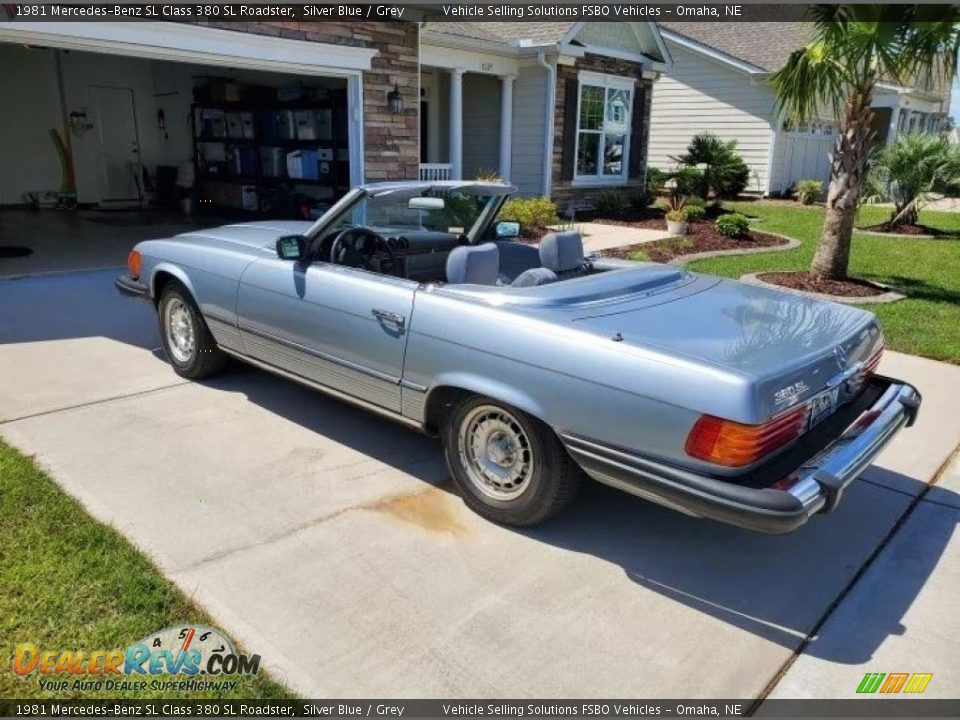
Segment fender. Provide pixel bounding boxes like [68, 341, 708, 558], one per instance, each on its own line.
[149, 261, 197, 303]
[424, 371, 550, 427]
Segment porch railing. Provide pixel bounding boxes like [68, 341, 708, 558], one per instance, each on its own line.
[419, 163, 453, 182]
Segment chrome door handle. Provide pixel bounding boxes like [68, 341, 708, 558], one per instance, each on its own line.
[372, 309, 405, 328]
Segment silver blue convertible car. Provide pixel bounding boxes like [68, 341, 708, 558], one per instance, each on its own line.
[117, 181, 920, 533]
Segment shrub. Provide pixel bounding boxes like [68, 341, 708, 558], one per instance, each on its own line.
[672, 167, 708, 199]
[868, 132, 960, 227]
[593, 189, 629, 217]
[646, 168, 667, 195]
[474, 169, 502, 182]
[715, 213, 750, 238]
[659, 194, 688, 222]
[684, 204, 706, 222]
[627, 187, 654, 211]
[671, 133, 751, 199]
[794, 179, 823, 205]
[498, 196, 559, 230]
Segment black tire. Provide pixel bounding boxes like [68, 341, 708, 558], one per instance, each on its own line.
[157, 280, 228, 380]
[442, 394, 580, 526]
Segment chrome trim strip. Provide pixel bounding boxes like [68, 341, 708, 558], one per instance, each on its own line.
[219, 346, 423, 431]
[400, 379, 428, 393]
[238, 323, 401, 385]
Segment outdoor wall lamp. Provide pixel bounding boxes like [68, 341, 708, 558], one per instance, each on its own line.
[387, 83, 404, 114]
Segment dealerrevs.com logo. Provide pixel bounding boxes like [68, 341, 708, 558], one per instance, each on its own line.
[12, 625, 260, 693]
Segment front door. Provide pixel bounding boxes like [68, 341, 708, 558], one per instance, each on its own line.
[90, 86, 141, 201]
[236, 259, 416, 413]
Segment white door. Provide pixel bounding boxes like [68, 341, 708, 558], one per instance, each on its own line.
[91, 86, 141, 201]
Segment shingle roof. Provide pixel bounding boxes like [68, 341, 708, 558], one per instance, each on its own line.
[425, 22, 577, 47]
[658, 22, 813, 72]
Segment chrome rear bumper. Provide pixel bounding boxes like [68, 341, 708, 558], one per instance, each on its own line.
[562, 377, 921, 534]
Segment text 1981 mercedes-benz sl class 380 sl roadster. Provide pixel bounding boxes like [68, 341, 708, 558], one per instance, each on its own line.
[116, 180, 921, 533]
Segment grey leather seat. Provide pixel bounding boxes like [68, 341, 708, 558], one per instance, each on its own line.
[445, 243, 500, 285]
[539, 231, 590, 279]
[494, 240, 540, 283]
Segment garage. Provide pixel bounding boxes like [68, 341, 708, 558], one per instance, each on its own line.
[0, 21, 379, 274]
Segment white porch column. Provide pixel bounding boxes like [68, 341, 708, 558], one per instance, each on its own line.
[498, 75, 515, 182]
[449, 68, 464, 180]
[887, 106, 901, 143]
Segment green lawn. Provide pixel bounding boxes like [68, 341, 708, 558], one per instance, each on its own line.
[687, 202, 960, 364]
[0, 439, 291, 699]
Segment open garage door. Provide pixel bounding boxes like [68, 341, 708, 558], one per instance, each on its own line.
[0, 22, 372, 213]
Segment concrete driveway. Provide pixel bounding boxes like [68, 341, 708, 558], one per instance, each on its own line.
[1, 268, 958, 699]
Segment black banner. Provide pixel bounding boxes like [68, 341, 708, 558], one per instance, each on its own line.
[3, 699, 960, 718]
[2, 3, 814, 23]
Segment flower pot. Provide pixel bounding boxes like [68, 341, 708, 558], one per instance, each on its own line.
[667, 219, 687, 236]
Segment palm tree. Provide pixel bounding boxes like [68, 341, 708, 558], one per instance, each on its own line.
[771, 5, 960, 280]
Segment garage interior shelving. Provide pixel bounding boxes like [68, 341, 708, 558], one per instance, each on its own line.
[191, 87, 350, 219]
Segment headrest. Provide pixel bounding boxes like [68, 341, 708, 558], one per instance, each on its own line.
[539, 232, 584, 272]
[512, 267, 558, 287]
[445, 243, 500, 285]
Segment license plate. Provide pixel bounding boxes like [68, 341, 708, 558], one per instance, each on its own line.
[808, 387, 840, 429]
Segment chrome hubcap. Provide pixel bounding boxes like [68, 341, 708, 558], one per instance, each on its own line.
[164, 298, 195, 364]
[458, 405, 534, 501]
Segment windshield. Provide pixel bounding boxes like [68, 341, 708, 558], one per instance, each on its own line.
[328, 188, 500, 236]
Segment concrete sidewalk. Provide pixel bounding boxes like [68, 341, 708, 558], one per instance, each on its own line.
[555, 221, 672, 254]
[1, 268, 958, 699]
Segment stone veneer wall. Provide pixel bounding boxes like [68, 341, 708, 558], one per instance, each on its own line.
[197, 20, 420, 182]
[551, 54, 653, 214]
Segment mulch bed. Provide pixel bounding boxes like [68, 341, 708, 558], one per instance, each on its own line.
[757, 271, 885, 298]
[599, 218, 788, 263]
[858, 222, 949, 237]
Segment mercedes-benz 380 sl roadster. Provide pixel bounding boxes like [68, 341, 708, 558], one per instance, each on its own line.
[117, 181, 920, 533]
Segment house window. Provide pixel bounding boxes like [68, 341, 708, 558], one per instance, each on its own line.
[575, 73, 633, 182]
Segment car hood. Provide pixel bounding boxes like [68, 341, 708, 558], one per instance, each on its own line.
[173, 221, 314, 252]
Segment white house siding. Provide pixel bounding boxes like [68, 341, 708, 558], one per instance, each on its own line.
[509, 62, 548, 197]
[648, 42, 776, 194]
[462, 73, 501, 180]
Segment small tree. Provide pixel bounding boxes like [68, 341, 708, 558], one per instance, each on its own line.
[670, 133, 750, 200]
[869, 132, 960, 227]
[771, 5, 960, 280]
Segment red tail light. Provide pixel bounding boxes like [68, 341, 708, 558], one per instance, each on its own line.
[685, 404, 809, 468]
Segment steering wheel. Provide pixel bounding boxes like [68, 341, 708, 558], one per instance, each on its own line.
[329, 228, 395, 271]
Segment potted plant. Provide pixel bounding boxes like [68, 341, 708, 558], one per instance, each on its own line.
[661, 194, 688, 236]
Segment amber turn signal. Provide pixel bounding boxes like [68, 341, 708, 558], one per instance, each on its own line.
[127, 250, 141, 280]
[685, 405, 808, 468]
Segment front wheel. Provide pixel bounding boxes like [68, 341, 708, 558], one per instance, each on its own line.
[158, 281, 227, 380]
[442, 395, 580, 526]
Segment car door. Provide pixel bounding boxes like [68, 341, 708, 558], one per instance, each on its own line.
[236, 257, 416, 413]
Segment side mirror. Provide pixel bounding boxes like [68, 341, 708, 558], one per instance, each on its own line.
[276, 235, 307, 261]
[495, 220, 520, 239]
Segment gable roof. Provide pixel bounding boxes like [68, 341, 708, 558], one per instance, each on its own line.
[658, 22, 812, 72]
[424, 22, 577, 47]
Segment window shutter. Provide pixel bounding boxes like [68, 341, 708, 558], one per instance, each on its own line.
[560, 77, 579, 182]
[628, 81, 646, 180]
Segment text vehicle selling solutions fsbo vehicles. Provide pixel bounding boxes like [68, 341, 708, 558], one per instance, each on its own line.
[116, 181, 921, 533]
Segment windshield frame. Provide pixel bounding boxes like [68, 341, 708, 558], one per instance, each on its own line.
[304, 181, 516, 247]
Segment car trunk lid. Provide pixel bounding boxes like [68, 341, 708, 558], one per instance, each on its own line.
[570, 273, 882, 423]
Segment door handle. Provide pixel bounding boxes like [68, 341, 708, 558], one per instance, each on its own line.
[372, 309, 405, 328]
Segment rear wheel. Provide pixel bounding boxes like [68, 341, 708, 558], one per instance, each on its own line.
[158, 281, 227, 380]
[442, 395, 580, 526]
